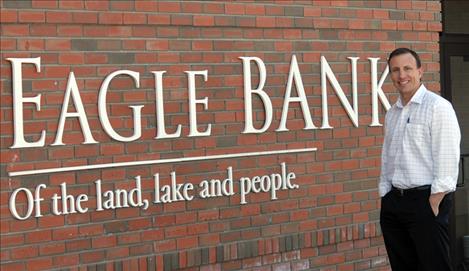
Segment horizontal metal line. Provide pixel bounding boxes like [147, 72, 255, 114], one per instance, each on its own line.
[8, 147, 317, 177]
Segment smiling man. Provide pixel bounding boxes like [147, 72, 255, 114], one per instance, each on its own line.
[379, 48, 461, 271]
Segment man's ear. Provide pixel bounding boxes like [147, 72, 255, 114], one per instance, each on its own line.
[418, 66, 424, 81]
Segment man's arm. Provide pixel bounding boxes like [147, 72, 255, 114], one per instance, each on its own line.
[379, 113, 392, 197]
[429, 100, 461, 215]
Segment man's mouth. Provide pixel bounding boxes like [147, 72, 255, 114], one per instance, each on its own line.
[399, 80, 410, 86]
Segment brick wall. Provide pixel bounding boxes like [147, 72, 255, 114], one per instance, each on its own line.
[0, 1, 442, 270]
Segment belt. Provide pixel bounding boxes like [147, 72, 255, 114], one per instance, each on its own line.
[391, 185, 431, 196]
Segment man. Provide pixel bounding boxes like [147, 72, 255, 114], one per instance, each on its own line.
[379, 48, 461, 271]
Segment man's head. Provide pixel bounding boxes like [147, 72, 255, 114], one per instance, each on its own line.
[387, 48, 423, 104]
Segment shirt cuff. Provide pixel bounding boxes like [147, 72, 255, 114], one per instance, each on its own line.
[431, 176, 457, 194]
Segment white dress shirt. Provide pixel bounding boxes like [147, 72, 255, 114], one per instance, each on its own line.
[379, 84, 461, 197]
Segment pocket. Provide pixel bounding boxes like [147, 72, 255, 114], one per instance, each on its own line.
[382, 191, 392, 201]
[429, 200, 438, 218]
[404, 123, 429, 144]
[426, 194, 452, 219]
[422, 196, 438, 218]
[380, 192, 393, 218]
[437, 194, 453, 223]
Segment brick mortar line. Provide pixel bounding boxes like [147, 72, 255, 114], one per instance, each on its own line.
[0, 24, 441, 33]
[0, 45, 440, 52]
[0, 53, 438, 66]
[1, 12, 441, 29]
[0, 4, 441, 14]
[0, 34, 441, 40]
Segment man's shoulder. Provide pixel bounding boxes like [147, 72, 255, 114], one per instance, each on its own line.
[422, 89, 454, 110]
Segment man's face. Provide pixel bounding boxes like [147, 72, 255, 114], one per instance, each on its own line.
[389, 53, 423, 100]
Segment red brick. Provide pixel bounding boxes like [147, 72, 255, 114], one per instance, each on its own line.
[25, 258, 53, 271]
[246, 5, 265, 16]
[146, 40, 169, 50]
[373, 10, 389, 19]
[256, 17, 276, 28]
[158, 1, 181, 13]
[427, 1, 441, 11]
[192, 40, 213, 51]
[53, 254, 79, 267]
[30, 24, 56, 36]
[1, 25, 29, 36]
[46, 11, 72, 23]
[26, 229, 52, 243]
[18, 11, 45, 23]
[57, 25, 83, 36]
[81, 250, 105, 264]
[177, 236, 198, 249]
[428, 21, 442, 32]
[17, 39, 44, 51]
[72, 12, 98, 23]
[58, 53, 84, 64]
[382, 20, 397, 30]
[397, 20, 413, 30]
[182, 2, 203, 13]
[277, 17, 294, 27]
[11, 246, 38, 260]
[0, 10, 17, 23]
[194, 15, 214, 26]
[204, 3, 224, 14]
[420, 11, 435, 21]
[99, 13, 123, 24]
[304, 7, 321, 17]
[135, 1, 158, 11]
[155, 239, 176, 252]
[38, 215, 65, 228]
[265, 5, 284, 15]
[82, 1, 105, 10]
[1, 234, 24, 247]
[110, 1, 133, 11]
[123, 13, 146, 25]
[60, 1, 84, 9]
[39, 242, 66, 256]
[45, 39, 71, 50]
[412, 1, 427, 10]
[225, 3, 245, 15]
[53, 227, 78, 241]
[32, 0, 58, 8]
[397, 1, 412, 10]
[147, 14, 171, 25]
[92, 235, 117, 248]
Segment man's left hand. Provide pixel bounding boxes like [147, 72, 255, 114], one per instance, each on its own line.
[429, 192, 446, 217]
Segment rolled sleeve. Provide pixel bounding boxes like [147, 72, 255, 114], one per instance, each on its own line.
[430, 100, 461, 194]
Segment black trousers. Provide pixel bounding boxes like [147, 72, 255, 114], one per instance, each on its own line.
[380, 187, 453, 271]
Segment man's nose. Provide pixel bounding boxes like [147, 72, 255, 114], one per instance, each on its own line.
[398, 70, 406, 79]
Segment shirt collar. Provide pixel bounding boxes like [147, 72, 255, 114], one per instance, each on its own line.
[396, 84, 426, 108]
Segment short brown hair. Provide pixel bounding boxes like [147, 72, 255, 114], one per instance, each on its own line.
[387, 48, 422, 68]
